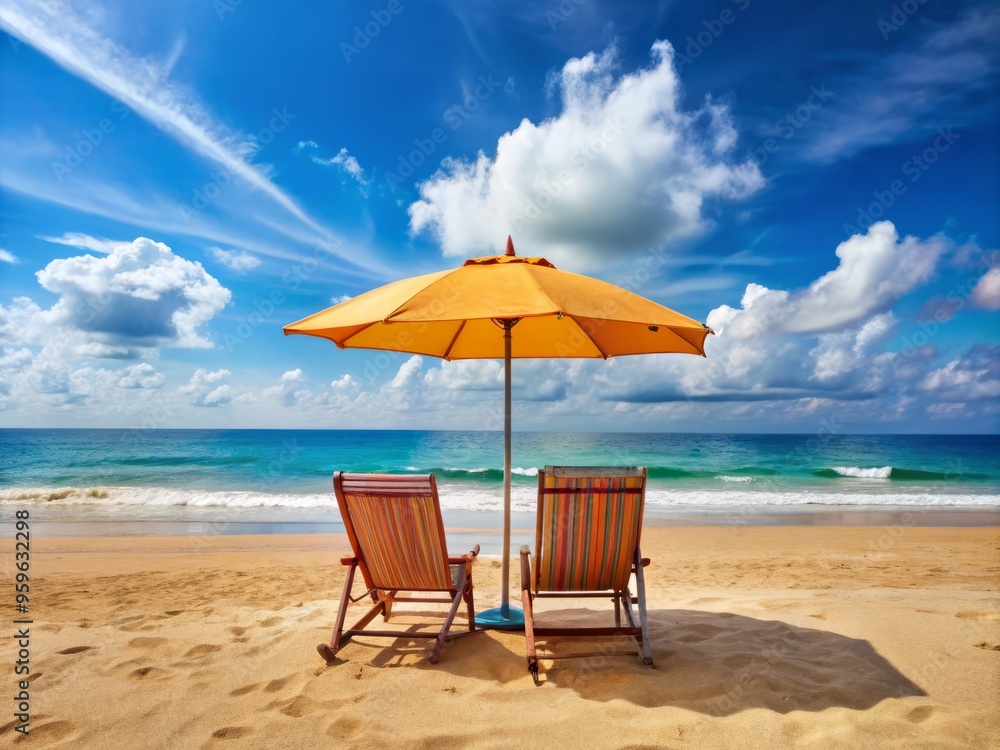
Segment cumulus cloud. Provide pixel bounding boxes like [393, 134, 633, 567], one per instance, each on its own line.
[115, 363, 164, 389]
[708, 222, 947, 336]
[14, 237, 232, 353]
[179, 368, 234, 407]
[918, 345, 1000, 402]
[970, 268, 1000, 310]
[261, 368, 308, 407]
[408, 40, 763, 268]
[209, 246, 261, 272]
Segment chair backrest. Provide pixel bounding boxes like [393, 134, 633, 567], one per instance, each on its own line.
[334, 472, 453, 591]
[533, 466, 647, 593]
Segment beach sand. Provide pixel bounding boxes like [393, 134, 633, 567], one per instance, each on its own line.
[12, 525, 1000, 749]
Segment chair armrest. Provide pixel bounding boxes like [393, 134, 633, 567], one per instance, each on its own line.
[447, 544, 480, 564]
[640, 557, 650, 567]
[340, 556, 357, 565]
[519, 546, 532, 592]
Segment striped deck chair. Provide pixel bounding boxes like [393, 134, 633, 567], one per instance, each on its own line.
[318, 471, 482, 665]
[519, 466, 652, 684]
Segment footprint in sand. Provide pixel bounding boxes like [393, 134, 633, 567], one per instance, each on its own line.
[229, 683, 261, 697]
[975, 642, 1000, 651]
[128, 637, 167, 649]
[211, 726, 252, 740]
[326, 716, 362, 738]
[907, 705, 935, 723]
[955, 611, 1000, 621]
[259, 616, 283, 627]
[263, 675, 294, 693]
[278, 695, 318, 718]
[57, 646, 94, 655]
[129, 666, 170, 679]
[185, 644, 223, 658]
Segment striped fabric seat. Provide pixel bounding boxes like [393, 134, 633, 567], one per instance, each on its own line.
[316, 472, 482, 666]
[344, 491, 452, 591]
[536, 467, 645, 592]
[520, 466, 653, 684]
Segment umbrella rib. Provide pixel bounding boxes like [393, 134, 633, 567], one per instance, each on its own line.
[441, 320, 467, 361]
[338, 321, 379, 348]
[568, 316, 610, 359]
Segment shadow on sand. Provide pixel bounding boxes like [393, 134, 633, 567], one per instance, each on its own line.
[319, 605, 924, 716]
[526, 608, 926, 715]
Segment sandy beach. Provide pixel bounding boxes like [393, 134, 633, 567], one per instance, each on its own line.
[8, 523, 998, 748]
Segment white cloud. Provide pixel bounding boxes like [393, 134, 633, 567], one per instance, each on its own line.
[296, 141, 369, 185]
[970, 268, 1000, 310]
[331, 294, 353, 305]
[180, 367, 234, 407]
[918, 346, 1000, 402]
[209, 246, 261, 272]
[805, 6, 1000, 162]
[37, 232, 129, 254]
[709, 222, 947, 337]
[115, 363, 164, 389]
[0, 248, 17, 264]
[32, 237, 230, 350]
[261, 368, 308, 407]
[408, 40, 763, 268]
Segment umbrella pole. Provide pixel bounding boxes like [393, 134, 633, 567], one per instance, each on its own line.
[475, 319, 524, 630]
[501, 322, 512, 617]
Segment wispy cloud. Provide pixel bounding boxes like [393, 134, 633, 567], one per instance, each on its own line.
[0, 248, 17, 264]
[295, 141, 370, 187]
[805, 5, 1000, 162]
[0, 0, 387, 276]
[209, 246, 261, 272]
[38, 232, 129, 254]
[0, 1, 318, 223]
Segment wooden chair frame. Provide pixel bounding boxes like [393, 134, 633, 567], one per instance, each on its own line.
[520, 466, 653, 684]
[317, 471, 482, 665]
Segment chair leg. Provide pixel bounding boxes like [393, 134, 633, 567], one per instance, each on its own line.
[614, 592, 622, 627]
[520, 547, 539, 685]
[430, 565, 467, 664]
[319, 560, 358, 664]
[463, 567, 477, 631]
[633, 548, 654, 667]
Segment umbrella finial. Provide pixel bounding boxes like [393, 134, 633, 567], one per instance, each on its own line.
[505, 236, 516, 256]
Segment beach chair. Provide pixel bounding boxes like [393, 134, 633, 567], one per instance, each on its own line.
[520, 466, 653, 684]
[317, 471, 482, 665]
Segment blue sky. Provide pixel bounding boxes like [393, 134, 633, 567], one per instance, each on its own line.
[0, 0, 998, 432]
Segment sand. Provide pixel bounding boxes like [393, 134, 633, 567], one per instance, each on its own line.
[8, 525, 1000, 749]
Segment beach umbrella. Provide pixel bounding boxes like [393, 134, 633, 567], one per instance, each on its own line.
[283, 237, 712, 629]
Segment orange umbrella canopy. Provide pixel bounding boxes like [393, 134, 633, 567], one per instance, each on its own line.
[283, 239, 712, 358]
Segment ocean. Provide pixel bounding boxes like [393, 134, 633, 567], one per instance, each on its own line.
[1, 430, 998, 531]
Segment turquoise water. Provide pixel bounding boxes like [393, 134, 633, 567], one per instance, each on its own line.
[1, 430, 997, 524]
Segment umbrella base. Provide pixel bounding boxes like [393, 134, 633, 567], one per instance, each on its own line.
[475, 606, 525, 630]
